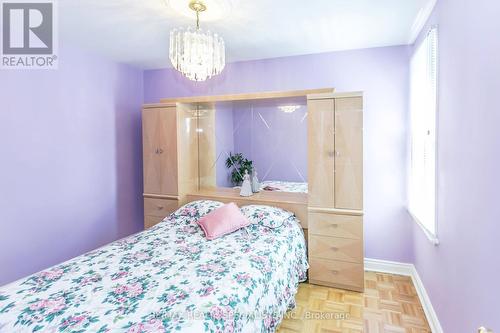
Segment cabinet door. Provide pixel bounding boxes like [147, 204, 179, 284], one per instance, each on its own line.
[159, 108, 178, 195]
[308, 98, 335, 207]
[334, 97, 363, 210]
[142, 109, 162, 194]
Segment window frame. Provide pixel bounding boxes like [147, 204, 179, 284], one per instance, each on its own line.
[408, 26, 440, 245]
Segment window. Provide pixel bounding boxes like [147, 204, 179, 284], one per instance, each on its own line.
[408, 27, 438, 243]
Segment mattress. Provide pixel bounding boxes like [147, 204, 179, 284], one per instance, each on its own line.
[0, 200, 308, 332]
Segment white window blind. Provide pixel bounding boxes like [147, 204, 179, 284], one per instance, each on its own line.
[409, 27, 438, 240]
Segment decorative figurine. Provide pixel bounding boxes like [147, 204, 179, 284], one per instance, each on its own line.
[240, 170, 253, 197]
[251, 169, 260, 193]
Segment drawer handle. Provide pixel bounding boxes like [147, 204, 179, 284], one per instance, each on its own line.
[331, 269, 339, 275]
[157, 206, 164, 210]
[331, 246, 339, 252]
[329, 224, 338, 228]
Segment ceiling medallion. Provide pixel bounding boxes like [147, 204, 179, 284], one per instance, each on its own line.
[169, 0, 225, 81]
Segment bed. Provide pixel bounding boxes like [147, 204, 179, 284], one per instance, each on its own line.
[0, 200, 308, 332]
[260, 181, 308, 194]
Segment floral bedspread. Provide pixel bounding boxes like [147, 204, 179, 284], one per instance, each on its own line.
[260, 181, 308, 194]
[0, 201, 308, 333]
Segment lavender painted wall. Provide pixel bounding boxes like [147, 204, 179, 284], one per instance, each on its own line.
[144, 45, 414, 263]
[411, 0, 500, 331]
[0, 47, 144, 286]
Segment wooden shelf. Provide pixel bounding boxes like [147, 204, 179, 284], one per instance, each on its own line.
[188, 187, 307, 204]
[159, 88, 335, 104]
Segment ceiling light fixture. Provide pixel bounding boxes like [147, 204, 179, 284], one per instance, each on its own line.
[169, 0, 225, 81]
[168, 0, 236, 21]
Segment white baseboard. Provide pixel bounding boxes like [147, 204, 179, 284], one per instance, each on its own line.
[364, 258, 443, 333]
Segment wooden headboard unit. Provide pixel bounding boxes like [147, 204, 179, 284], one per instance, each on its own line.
[186, 188, 308, 229]
[142, 89, 365, 292]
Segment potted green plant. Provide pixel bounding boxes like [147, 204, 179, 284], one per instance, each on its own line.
[225, 152, 253, 186]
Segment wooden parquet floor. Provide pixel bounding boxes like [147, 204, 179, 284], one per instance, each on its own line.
[277, 271, 431, 333]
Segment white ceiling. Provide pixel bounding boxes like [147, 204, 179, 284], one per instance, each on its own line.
[59, 0, 436, 69]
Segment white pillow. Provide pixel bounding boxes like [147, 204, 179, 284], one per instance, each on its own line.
[173, 200, 223, 219]
[240, 205, 295, 228]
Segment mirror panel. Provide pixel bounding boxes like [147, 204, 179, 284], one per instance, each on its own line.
[198, 97, 308, 193]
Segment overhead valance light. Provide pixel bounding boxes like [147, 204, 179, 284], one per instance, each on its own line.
[169, 0, 226, 81]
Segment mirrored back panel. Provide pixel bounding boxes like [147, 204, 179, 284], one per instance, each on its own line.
[190, 96, 308, 193]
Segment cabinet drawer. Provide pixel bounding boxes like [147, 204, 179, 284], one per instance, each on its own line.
[144, 215, 164, 229]
[309, 235, 363, 263]
[144, 198, 178, 218]
[309, 212, 362, 238]
[309, 257, 364, 292]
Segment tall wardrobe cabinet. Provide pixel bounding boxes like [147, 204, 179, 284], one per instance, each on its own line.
[141, 103, 199, 229]
[307, 92, 364, 292]
[142, 105, 179, 228]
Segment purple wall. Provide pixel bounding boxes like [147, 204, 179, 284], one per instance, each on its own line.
[0, 47, 144, 286]
[411, 0, 500, 331]
[144, 45, 414, 263]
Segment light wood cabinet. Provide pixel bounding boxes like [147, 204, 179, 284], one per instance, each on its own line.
[142, 102, 219, 230]
[308, 98, 335, 208]
[142, 105, 181, 229]
[308, 211, 364, 292]
[159, 108, 179, 196]
[142, 107, 178, 196]
[142, 108, 162, 194]
[334, 97, 363, 210]
[307, 92, 364, 292]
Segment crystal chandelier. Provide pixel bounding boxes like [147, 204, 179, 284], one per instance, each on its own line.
[169, 1, 225, 81]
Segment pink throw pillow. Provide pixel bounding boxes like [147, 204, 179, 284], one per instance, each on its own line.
[197, 202, 250, 240]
